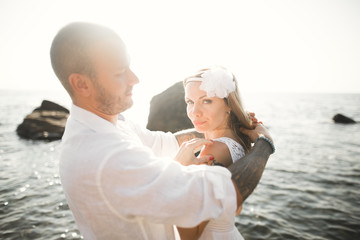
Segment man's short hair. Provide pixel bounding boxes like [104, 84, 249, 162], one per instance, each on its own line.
[50, 22, 119, 95]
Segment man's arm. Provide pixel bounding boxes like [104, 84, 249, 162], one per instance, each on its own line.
[174, 123, 274, 207]
[228, 124, 274, 206]
[229, 139, 272, 206]
[174, 128, 204, 146]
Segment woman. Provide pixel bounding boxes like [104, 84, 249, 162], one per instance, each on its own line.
[177, 66, 254, 240]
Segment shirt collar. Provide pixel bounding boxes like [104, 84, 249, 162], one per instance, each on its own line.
[70, 104, 119, 133]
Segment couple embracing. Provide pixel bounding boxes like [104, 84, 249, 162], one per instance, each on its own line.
[50, 22, 274, 240]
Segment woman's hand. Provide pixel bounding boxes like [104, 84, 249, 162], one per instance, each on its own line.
[174, 138, 214, 166]
[248, 112, 257, 123]
[245, 112, 272, 142]
[248, 111, 262, 127]
[240, 123, 273, 143]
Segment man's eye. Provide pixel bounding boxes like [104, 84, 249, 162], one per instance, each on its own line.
[185, 100, 194, 105]
[115, 74, 125, 80]
[115, 69, 127, 78]
[203, 100, 212, 104]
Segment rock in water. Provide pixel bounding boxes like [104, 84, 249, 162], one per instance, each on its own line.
[332, 113, 356, 124]
[16, 100, 69, 141]
[147, 81, 193, 133]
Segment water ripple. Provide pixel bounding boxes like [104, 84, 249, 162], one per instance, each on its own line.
[1, 92, 360, 239]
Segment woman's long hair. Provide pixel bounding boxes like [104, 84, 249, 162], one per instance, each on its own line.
[184, 67, 253, 153]
[225, 75, 253, 153]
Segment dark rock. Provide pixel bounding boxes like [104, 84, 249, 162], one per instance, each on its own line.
[332, 113, 356, 124]
[34, 100, 69, 113]
[147, 81, 193, 133]
[16, 100, 69, 141]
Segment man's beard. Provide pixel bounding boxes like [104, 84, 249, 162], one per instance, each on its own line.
[94, 84, 132, 115]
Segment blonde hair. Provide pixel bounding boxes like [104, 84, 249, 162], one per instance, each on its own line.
[184, 67, 253, 153]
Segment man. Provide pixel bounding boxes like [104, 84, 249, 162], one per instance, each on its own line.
[50, 22, 274, 239]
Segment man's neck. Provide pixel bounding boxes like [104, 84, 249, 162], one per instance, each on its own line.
[93, 110, 118, 125]
[73, 101, 118, 125]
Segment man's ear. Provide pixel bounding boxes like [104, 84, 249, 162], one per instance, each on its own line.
[69, 73, 92, 97]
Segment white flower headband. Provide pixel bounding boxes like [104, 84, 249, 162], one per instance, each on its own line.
[186, 67, 236, 98]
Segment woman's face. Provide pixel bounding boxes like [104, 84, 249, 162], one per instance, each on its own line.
[185, 81, 231, 133]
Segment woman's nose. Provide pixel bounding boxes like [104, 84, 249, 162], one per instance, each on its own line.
[192, 103, 202, 117]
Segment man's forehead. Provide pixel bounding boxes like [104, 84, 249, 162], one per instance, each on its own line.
[90, 39, 130, 64]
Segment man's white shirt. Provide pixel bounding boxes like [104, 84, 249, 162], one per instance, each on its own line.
[59, 104, 237, 240]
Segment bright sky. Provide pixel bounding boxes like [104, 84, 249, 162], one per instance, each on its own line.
[0, 0, 359, 100]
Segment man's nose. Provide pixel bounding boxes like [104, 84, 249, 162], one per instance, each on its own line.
[127, 69, 139, 86]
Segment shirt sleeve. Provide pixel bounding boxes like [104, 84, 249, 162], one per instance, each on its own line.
[126, 119, 179, 159]
[95, 134, 237, 227]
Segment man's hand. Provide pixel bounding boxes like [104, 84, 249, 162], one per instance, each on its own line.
[174, 138, 214, 166]
[174, 128, 204, 146]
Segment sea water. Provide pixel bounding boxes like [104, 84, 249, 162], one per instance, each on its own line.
[1, 90, 359, 240]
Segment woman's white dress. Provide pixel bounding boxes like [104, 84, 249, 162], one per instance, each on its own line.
[199, 137, 245, 240]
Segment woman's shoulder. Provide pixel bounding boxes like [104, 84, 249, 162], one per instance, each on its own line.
[214, 137, 242, 150]
[199, 140, 233, 167]
[214, 137, 238, 145]
[213, 137, 245, 163]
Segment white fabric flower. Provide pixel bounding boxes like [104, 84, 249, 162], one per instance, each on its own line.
[200, 67, 235, 98]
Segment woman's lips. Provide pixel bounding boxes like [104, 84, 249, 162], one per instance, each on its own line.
[193, 121, 206, 127]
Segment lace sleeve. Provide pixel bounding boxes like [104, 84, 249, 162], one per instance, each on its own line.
[214, 137, 245, 163]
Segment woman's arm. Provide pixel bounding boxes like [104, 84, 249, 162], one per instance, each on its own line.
[199, 141, 233, 167]
[177, 221, 208, 240]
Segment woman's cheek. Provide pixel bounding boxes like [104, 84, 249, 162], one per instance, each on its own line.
[186, 106, 192, 119]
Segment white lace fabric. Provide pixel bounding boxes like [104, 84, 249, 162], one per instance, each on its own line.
[214, 137, 245, 163]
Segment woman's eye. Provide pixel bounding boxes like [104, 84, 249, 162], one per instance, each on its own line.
[203, 99, 212, 104]
[185, 100, 194, 105]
